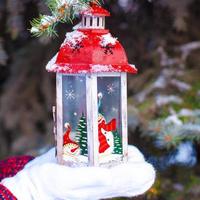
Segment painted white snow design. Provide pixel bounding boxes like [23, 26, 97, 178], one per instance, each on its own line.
[46, 53, 58, 71]
[91, 64, 114, 72]
[130, 64, 137, 71]
[65, 89, 76, 100]
[107, 83, 116, 94]
[63, 153, 123, 167]
[62, 30, 87, 48]
[100, 33, 117, 47]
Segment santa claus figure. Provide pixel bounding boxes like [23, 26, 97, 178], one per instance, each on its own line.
[63, 123, 80, 156]
[98, 114, 116, 155]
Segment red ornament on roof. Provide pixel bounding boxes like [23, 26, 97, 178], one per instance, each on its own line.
[46, 4, 137, 74]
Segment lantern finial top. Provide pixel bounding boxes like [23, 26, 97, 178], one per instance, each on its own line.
[81, 3, 110, 17]
[80, 3, 110, 30]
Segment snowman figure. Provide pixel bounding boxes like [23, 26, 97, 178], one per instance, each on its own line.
[63, 123, 80, 156]
[98, 114, 116, 156]
[97, 92, 117, 156]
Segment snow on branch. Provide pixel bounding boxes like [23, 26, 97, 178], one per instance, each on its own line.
[135, 41, 200, 103]
[177, 41, 200, 60]
[149, 115, 200, 149]
[30, 0, 101, 37]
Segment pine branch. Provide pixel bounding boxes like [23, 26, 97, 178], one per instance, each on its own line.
[148, 115, 200, 149]
[30, 0, 102, 37]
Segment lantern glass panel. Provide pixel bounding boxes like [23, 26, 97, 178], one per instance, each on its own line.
[62, 75, 88, 165]
[97, 76, 123, 164]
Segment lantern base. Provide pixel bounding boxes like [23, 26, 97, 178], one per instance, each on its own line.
[61, 154, 124, 167]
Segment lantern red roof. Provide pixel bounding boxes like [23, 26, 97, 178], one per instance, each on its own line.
[81, 3, 110, 17]
[46, 5, 137, 74]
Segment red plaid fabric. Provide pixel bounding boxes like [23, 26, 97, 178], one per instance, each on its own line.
[0, 156, 34, 181]
[0, 184, 17, 200]
[0, 155, 34, 199]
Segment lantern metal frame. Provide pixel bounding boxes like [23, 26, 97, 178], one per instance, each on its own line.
[56, 72, 127, 166]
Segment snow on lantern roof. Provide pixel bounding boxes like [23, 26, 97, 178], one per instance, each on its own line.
[100, 33, 117, 47]
[62, 30, 87, 47]
[46, 29, 137, 74]
[81, 3, 110, 17]
[46, 4, 137, 74]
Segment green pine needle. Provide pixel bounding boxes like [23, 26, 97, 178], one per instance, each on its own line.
[30, 0, 103, 37]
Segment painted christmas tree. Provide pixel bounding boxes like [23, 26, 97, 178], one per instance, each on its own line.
[113, 131, 123, 154]
[75, 113, 88, 156]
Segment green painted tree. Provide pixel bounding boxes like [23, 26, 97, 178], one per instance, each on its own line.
[113, 131, 122, 154]
[75, 113, 88, 156]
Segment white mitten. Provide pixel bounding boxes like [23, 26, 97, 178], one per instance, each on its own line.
[1, 145, 155, 200]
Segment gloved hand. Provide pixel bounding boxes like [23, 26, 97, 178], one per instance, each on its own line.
[1, 145, 155, 200]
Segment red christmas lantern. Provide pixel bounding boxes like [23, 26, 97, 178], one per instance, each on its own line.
[47, 3, 137, 167]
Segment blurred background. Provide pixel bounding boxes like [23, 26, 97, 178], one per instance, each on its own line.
[0, 0, 200, 199]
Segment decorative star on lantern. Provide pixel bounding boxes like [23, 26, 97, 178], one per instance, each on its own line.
[101, 44, 114, 55]
[72, 41, 84, 53]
